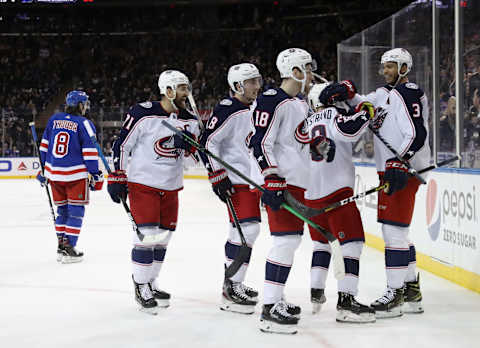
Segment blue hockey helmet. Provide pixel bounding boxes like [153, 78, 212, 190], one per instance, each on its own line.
[66, 90, 89, 107]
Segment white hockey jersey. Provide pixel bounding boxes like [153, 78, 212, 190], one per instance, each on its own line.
[249, 88, 310, 189]
[112, 101, 200, 191]
[199, 97, 258, 185]
[295, 106, 370, 199]
[349, 82, 431, 173]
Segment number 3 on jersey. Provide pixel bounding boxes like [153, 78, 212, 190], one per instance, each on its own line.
[254, 111, 270, 127]
[53, 131, 70, 158]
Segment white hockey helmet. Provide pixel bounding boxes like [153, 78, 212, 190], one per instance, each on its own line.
[381, 48, 413, 78]
[227, 63, 261, 95]
[307, 82, 330, 110]
[276, 48, 316, 93]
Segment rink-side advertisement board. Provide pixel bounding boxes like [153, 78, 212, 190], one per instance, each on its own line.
[0, 156, 208, 179]
[354, 163, 480, 293]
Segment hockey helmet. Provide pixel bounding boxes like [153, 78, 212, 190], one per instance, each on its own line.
[158, 70, 190, 96]
[66, 90, 89, 107]
[307, 82, 330, 110]
[276, 48, 316, 93]
[227, 63, 262, 95]
[381, 48, 413, 77]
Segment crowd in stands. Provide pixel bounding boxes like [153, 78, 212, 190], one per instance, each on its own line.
[1, 2, 479, 168]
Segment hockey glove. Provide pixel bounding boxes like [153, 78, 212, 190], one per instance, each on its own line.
[89, 171, 104, 191]
[355, 101, 375, 119]
[310, 137, 336, 162]
[384, 158, 409, 195]
[370, 106, 388, 130]
[208, 169, 235, 203]
[173, 130, 197, 154]
[261, 175, 286, 211]
[107, 170, 128, 203]
[36, 170, 48, 187]
[319, 80, 357, 105]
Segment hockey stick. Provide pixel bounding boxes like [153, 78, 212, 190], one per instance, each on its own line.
[82, 120, 165, 244]
[187, 94, 251, 278]
[368, 125, 426, 185]
[29, 122, 56, 227]
[224, 197, 251, 279]
[162, 120, 345, 280]
[285, 156, 460, 218]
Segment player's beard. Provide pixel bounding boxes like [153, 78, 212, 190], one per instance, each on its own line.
[174, 97, 187, 109]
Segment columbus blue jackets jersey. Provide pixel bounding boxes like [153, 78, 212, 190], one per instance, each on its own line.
[112, 101, 200, 190]
[199, 97, 257, 185]
[40, 112, 99, 182]
[350, 82, 431, 173]
[249, 88, 310, 188]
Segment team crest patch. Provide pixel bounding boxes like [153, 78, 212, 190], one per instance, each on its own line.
[220, 99, 232, 106]
[405, 83, 418, 90]
[140, 101, 153, 108]
[263, 89, 277, 96]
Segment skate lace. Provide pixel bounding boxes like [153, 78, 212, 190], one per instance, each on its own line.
[239, 283, 256, 295]
[232, 282, 250, 300]
[140, 283, 154, 300]
[284, 300, 298, 311]
[377, 288, 395, 304]
[271, 301, 291, 317]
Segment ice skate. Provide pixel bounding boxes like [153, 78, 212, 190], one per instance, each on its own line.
[259, 300, 299, 334]
[283, 298, 301, 317]
[148, 281, 170, 308]
[311, 288, 326, 314]
[220, 278, 256, 314]
[371, 287, 404, 319]
[56, 237, 64, 262]
[403, 273, 424, 314]
[133, 277, 158, 315]
[61, 243, 83, 264]
[336, 292, 375, 323]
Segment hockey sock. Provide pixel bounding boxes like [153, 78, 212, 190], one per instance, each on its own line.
[311, 241, 331, 289]
[132, 246, 154, 284]
[225, 222, 259, 283]
[338, 241, 363, 296]
[264, 235, 301, 304]
[150, 247, 166, 282]
[55, 205, 68, 243]
[406, 243, 417, 282]
[65, 205, 84, 247]
[382, 224, 409, 289]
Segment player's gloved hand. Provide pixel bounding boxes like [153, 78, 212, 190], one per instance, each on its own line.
[107, 170, 128, 203]
[310, 137, 336, 162]
[319, 80, 357, 105]
[261, 174, 286, 211]
[89, 171, 104, 191]
[173, 130, 197, 154]
[355, 101, 375, 119]
[370, 106, 388, 130]
[208, 169, 235, 203]
[36, 171, 48, 187]
[384, 158, 409, 195]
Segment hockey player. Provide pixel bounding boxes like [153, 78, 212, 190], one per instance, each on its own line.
[107, 70, 200, 314]
[249, 48, 316, 334]
[199, 63, 263, 314]
[320, 48, 429, 318]
[37, 90, 103, 263]
[295, 83, 377, 323]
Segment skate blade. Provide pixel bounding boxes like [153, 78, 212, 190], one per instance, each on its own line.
[156, 299, 170, 308]
[139, 306, 159, 315]
[61, 256, 83, 264]
[57, 253, 63, 262]
[259, 319, 298, 335]
[374, 308, 403, 319]
[220, 300, 255, 314]
[336, 310, 376, 323]
[403, 301, 424, 314]
[312, 302, 323, 314]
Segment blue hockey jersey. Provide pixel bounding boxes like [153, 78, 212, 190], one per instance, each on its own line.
[40, 112, 99, 182]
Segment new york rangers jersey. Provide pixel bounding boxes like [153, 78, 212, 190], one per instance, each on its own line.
[199, 97, 257, 185]
[112, 101, 200, 191]
[249, 88, 310, 188]
[295, 107, 371, 199]
[40, 112, 99, 182]
[350, 82, 431, 173]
